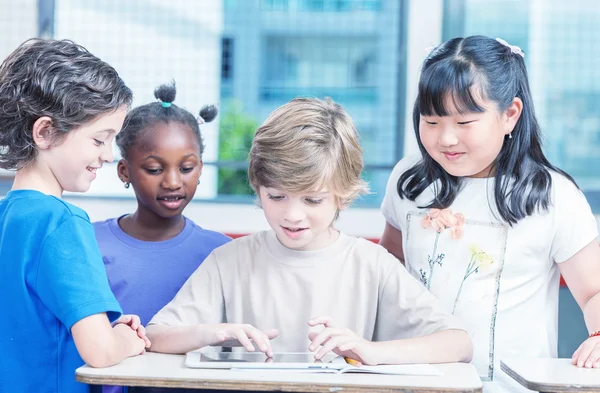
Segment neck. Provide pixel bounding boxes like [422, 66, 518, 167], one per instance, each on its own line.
[11, 164, 62, 197]
[120, 207, 186, 242]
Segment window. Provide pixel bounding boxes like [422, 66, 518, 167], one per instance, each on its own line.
[261, 36, 378, 103]
[221, 37, 234, 99]
[444, 0, 600, 211]
[1, 0, 405, 206]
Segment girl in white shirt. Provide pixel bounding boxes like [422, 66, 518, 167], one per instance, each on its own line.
[380, 35, 600, 392]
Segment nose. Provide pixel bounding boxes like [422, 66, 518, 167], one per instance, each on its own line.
[161, 168, 182, 190]
[439, 125, 459, 147]
[100, 144, 115, 163]
[283, 200, 306, 223]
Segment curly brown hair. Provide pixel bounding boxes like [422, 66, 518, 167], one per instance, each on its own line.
[0, 38, 132, 170]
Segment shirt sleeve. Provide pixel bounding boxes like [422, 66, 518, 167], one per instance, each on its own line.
[550, 175, 599, 263]
[381, 156, 421, 231]
[374, 250, 466, 340]
[148, 252, 225, 326]
[35, 215, 122, 330]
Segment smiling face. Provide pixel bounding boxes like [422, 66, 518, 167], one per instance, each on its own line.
[119, 121, 202, 219]
[259, 186, 340, 251]
[419, 92, 521, 178]
[35, 106, 127, 195]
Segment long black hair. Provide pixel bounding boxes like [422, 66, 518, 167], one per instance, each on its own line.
[398, 35, 575, 225]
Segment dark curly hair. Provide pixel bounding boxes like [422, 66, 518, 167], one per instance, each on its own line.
[0, 38, 133, 170]
[116, 81, 217, 160]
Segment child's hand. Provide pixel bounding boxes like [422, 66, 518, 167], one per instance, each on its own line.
[113, 314, 151, 350]
[113, 323, 148, 356]
[572, 335, 600, 368]
[308, 316, 379, 365]
[209, 323, 279, 357]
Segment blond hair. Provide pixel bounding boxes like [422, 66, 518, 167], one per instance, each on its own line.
[248, 97, 369, 208]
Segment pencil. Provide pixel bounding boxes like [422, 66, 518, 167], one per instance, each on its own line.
[344, 357, 361, 367]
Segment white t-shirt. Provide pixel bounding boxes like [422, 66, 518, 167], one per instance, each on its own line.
[381, 156, 598, 392]
[149, 230, 465, 352]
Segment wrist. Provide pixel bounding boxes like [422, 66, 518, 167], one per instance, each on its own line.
[369, 340, 393, 365]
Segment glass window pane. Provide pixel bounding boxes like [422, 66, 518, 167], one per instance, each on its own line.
[446, 0, 600, 211]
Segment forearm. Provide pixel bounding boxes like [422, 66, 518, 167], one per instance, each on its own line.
[374, 329, 473, 365]
[583, 292, 600, 334]
[73, 315, 142, 368]
[146, 324, 213, 354]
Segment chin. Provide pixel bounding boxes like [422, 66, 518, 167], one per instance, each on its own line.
[65, 183, 91, 193]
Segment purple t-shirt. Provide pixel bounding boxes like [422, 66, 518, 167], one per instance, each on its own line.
[94, 216, 230, 393]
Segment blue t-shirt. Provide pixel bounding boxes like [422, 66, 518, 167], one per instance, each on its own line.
[95, 216, 230, 393]
[94, 216, 230, 326]
[0, 190, 122, 393]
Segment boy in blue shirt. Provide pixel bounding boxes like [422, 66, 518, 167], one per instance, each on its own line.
[0, 39, 150, 393]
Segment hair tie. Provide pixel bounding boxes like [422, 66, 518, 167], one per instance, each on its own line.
[161, 101, 172, 108]
[495, 38, 525, 58]
[197, 114, 205, 125]
[424, 45, 436, 54]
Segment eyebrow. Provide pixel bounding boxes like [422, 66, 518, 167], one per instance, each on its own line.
[96, 129, 117, 135]
[143, 153, 198, 161]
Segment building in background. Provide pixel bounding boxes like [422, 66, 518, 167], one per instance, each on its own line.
[54, 0, 224, 199]
[446, 0, 600, 205]
[219, 0, 406, 204]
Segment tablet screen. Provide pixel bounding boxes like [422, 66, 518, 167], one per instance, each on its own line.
[199, 352, 332, 364]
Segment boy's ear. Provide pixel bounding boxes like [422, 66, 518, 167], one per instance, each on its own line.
[504, 97, 523, 135]
[198, 160, 204, 178]
[117, 159, 130, 183]
[31, 116, 55, 150]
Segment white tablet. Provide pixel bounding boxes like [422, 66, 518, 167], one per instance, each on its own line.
[185, 350, 343, 370]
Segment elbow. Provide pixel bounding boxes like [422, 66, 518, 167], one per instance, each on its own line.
[78, 335, 125, 368]
[81, 350, 119, 368]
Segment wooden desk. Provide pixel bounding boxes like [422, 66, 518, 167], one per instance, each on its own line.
[501, 358, 600, 392]
[76, 352, 482, 392]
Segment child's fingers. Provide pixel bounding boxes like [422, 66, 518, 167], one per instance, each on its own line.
[264, 328, 279, 340]
[308, 316, 335, 327]
[584, 347, 600, 368]
[572, 345, 582, 365]
[115, 315, 131, 325]
[309, 327, 341, 351]
[315, 336, 353, 360]
[129, 315, 141, 330]
[245, 327, 272, 354]
[575, 343, 594, 367]
[136, 325, 146, 339]
[234, 330, 255, 352]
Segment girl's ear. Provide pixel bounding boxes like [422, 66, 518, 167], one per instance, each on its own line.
[198, 160, 204, 178]
[117, 159, 130, 184]
[31, 116, 55, 150]
[504, 97, 523, 136]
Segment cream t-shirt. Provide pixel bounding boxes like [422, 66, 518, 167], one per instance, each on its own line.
[149, 230, 465, 352]
[381, 156, 598, 393]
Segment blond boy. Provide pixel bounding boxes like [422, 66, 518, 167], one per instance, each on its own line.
[146, 98, 472, 365]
